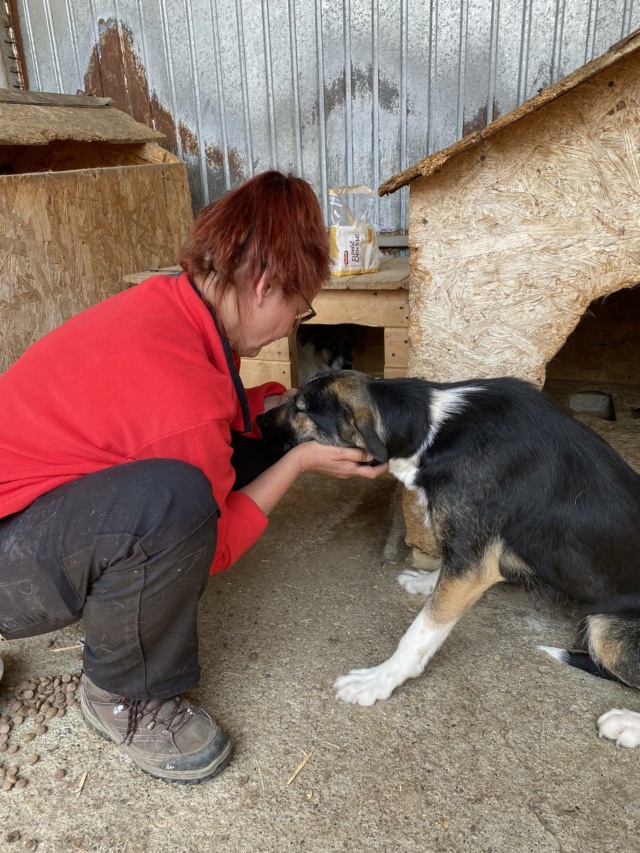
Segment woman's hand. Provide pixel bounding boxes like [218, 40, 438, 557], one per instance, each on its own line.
[290, 441, 388, 480]
[240, 438, 387, 517]
[263, 388, 297, 411]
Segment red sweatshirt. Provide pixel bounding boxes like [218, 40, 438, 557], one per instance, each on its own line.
[0, 273, 285, 574]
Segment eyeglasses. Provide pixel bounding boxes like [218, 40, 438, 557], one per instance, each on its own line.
[292, 294, 317, 334]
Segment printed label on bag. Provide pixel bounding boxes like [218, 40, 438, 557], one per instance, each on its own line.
[329, 226, 379, 276]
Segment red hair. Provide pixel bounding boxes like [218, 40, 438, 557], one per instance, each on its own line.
[179, 171, 329, 308]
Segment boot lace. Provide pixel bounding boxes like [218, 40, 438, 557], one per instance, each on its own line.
[121, 696, 194, 745]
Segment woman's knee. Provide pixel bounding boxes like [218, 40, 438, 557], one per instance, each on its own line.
[58, 459, 218, 560]
[141, 459, 217, 517]
[126, 459, 218, 547]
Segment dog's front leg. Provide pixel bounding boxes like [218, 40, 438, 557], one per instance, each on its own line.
[334, 543, 504, 705]
[333, 602, 456, 705]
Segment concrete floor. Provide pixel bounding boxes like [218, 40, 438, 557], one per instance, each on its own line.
[2, 469, 640, 852]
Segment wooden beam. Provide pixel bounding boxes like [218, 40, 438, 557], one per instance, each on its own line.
[256, 338, 291, 362]
[311, 290, 409, 327]
[239, 359, 292, 389]
[123, 265, 181, 286]
[384, 327, 409, 369]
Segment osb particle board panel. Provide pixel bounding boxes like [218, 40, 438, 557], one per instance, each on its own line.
[0, 162, 192, 371]
[407, 49, 640, 388]
[0, 103, 164, 146]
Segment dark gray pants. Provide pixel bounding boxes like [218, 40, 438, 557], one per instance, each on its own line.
[0, 459, 218, 700]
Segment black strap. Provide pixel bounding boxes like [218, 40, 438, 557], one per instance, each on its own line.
[188, 279, 253, 434]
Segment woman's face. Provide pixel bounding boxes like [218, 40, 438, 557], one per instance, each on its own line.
[221, 274, 314, 357]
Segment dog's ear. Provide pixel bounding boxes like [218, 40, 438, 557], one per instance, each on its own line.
[350, 406, 388, 462]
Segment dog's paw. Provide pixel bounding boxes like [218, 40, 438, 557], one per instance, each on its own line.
[597, 708, 640, 748]
[333, 666, 394, 706]
[396, 568, 440, 596]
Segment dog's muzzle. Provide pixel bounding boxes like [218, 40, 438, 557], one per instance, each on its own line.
[257, 405, 296, 453]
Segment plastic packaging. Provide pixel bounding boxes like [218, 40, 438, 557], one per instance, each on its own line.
[328, 185, 379, 276]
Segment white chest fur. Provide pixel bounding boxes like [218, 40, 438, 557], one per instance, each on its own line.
[387, 386, 477, 525]
[388, 453, 422, 490]
[388, 456, 430, 527]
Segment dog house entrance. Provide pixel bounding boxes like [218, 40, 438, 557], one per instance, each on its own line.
[543, 284, 640, 470]
[294, 325, 385, 386]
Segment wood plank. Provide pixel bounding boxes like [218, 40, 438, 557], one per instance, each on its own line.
[0, 102, 164, 147]
[124, 256, 409, 291]
[384, 367, 407, 379]
[240, 358, 292, 389]
[323, 256, 408, 290]
[135, 143, 182, 165]
[384, 327, 409, 368]
[257, 338, 291, 361]
[123, 265, 181, 285]
[311, 289, 409, 327]
[0, 90, 112, 107]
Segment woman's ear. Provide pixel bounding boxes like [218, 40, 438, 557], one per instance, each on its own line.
[254, 272, 271, 307]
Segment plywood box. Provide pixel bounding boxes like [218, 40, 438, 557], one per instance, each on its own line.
[0, 89, 193, 372]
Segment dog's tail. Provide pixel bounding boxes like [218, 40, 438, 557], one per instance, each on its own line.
[539, 598, 640, 690]
[537, 645, 623, 684]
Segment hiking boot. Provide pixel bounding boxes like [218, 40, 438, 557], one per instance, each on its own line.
[80, 674, 231, 784]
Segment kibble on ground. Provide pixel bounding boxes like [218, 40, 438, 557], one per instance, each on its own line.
[0, 671, 81, 794]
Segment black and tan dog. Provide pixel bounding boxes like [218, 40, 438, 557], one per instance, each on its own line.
[257, 371, 640, 747]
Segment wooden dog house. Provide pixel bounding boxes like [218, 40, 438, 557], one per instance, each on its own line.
[379, 30, 640, 559]
[0, 90, 193, 373]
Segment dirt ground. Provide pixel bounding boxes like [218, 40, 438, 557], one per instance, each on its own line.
[2, 386, 640, 853]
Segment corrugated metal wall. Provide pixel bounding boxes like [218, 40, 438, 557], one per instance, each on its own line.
[15, 0, 640, 231]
